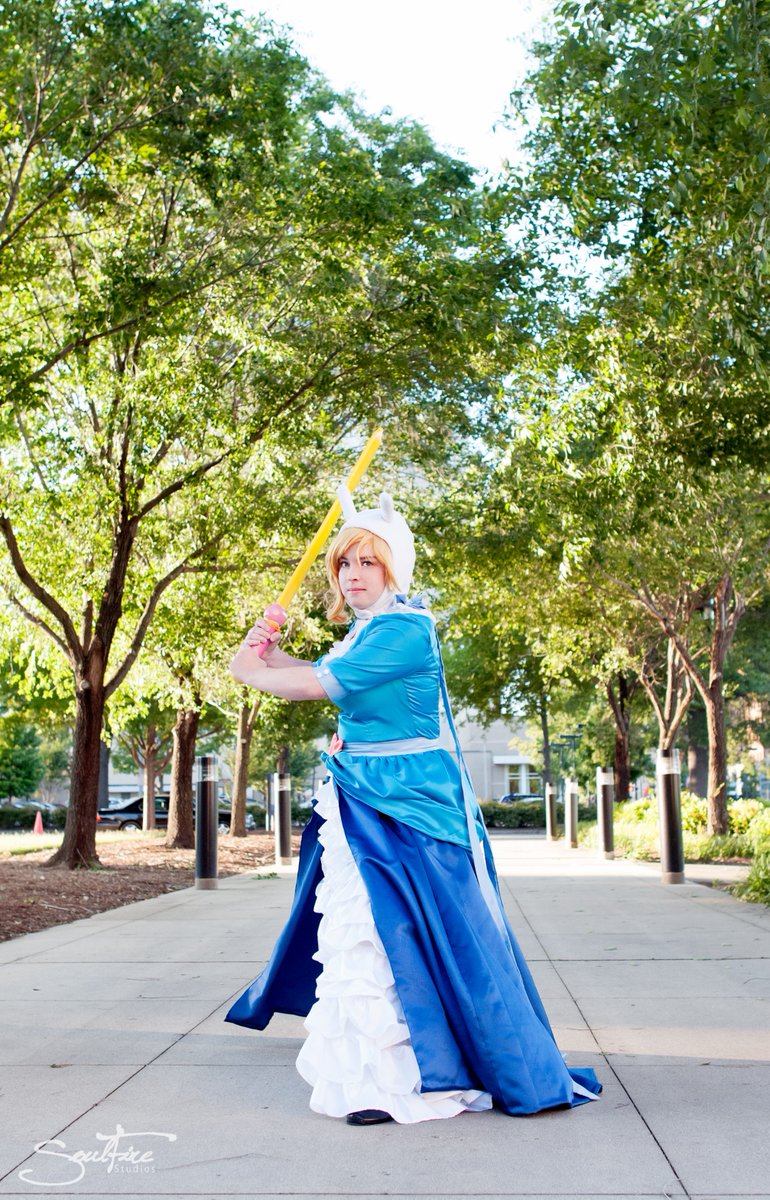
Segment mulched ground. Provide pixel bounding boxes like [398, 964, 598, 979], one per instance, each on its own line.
[0, 832, 302, 943]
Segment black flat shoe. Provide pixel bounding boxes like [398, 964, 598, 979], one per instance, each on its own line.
[346, 1109, 393, 1126]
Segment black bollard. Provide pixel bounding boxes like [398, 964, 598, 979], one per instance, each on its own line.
[595, 768, 615, 859]
[544, 783, 557, 842]
[195, 754, 218, 890]
[275, 771, 292, 866]
[656, 748, 685, 884]
[564, 778, 578, 848]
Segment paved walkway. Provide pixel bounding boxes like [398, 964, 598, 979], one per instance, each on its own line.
[1, 837, 769, 1200]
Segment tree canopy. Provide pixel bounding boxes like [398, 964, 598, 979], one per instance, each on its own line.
[0, 0, 524, 865]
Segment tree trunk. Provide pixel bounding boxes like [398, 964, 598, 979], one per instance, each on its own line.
[98, 739, 110, 810]
[699, 578, 737, 835]
[613, 726, 631, 805]
[166, 707, 199, 849]
[687, 577, 737, 834]
[686, 742, 709, 797]
[230, 698, 259, 837]
[650, 575, 742, 834]
[142, 724, 157, 831]
[538, 694, 551, 791]
[704, 688, 729, 835]
[685, 703, 709, 796]
[47, 647, 106, 869]
[606, 671, 634, 803]
[639, 638, 693, 758]
[277, 743, 290, 776]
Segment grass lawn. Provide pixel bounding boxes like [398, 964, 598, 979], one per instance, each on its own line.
[0, 829, 167, 856]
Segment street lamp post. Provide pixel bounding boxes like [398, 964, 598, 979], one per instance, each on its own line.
[549, 727, 583, 847]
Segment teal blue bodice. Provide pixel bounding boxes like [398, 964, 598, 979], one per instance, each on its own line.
[313, 607, 475, 849]
[314, 611, 440, 743]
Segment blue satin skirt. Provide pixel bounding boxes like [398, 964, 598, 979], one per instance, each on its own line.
[225, 790, 601, 1115]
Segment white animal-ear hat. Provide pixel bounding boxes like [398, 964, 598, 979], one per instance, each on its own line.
[337, 486, 416, 594]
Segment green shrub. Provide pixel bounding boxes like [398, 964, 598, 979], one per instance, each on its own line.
[734, 851, 770, 906]
[683, 831, 753, 861]
[615, 828, 660, 860]
[623, 796, 655, 824]
[291, 799, 311, 825]
[481, 801, 540, 829]
[480, 800, 561, 830]
[580, 796, 755, 863]
[579, 820, 659, 859]
[0, 804, 21, 830]
[242, 801, 310, 827]
[680, 791, 708, 833]
[728, 798, 767, 835]
[0, 719, 44, 801]
[577, 820, 596, 846]
[0, 804, 67, 831]
[747, 807, 770, 851]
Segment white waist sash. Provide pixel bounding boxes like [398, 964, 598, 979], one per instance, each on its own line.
[341, 735, 446, 756]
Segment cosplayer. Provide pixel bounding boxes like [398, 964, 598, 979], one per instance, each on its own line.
[226, 490, 601, 1126]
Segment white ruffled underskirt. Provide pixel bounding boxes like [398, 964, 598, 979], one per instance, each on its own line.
[295, 777, 492, 1123]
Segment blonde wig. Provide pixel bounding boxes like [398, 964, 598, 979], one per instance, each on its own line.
[325, 527, 399, 623]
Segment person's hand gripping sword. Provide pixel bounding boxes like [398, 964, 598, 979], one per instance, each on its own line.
[240, 428, 383, 660]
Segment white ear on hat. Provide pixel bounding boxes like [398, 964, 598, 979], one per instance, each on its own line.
[336, 486, 416, 593]
[337, 484, 358, 522]
[379, 492, 394, 521]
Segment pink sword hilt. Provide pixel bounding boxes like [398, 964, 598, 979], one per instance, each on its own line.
[247, 602, 288, 658]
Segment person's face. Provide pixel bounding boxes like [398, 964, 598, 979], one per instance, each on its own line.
[338, 542, 387, 609]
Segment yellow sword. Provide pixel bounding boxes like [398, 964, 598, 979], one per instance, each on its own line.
[250, 428, 383, 655]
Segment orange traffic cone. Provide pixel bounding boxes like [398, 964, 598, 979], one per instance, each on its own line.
[33, 810, 44, 834]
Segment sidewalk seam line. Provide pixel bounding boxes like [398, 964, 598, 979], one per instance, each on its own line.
[498, 866, 693, 1200]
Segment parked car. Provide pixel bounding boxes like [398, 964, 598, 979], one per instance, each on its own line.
[217, 812, 257, 833]
[106, 787, 145, 806]
[97, 795, 169, 830]
[497, 793, 545, 805]
[97, 794, 255, 832]
[9, 799, 61, 812]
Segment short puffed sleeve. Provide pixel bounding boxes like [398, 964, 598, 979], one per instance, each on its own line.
[312, 614, 433, 705]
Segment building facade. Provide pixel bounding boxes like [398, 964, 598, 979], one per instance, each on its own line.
[452, 714, 540, 803]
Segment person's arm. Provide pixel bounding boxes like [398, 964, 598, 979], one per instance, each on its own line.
[230, 642, 326, 699]
[260, 645, 310, 668]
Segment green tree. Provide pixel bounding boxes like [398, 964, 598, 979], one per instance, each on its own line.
[247, 695, 334, 790]
[37, 726, 72, 805]
[0, 0, 522, 868]
[111, 686, 176, 829]
[724, 600, 770, 787]
[512, 0, 770, 469]
[498, 392, 769, 829]
[499, 0, 770, 831]
[0, 716, 44, 800]
[0, 631, 73, 803]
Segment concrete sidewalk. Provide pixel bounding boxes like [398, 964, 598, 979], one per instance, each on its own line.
[1, 837, 769, 1200]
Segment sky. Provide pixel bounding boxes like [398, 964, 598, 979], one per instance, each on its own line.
[235, 0, 554, 178]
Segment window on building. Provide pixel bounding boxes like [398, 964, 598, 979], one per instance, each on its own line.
[506, 766, 542, 796]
